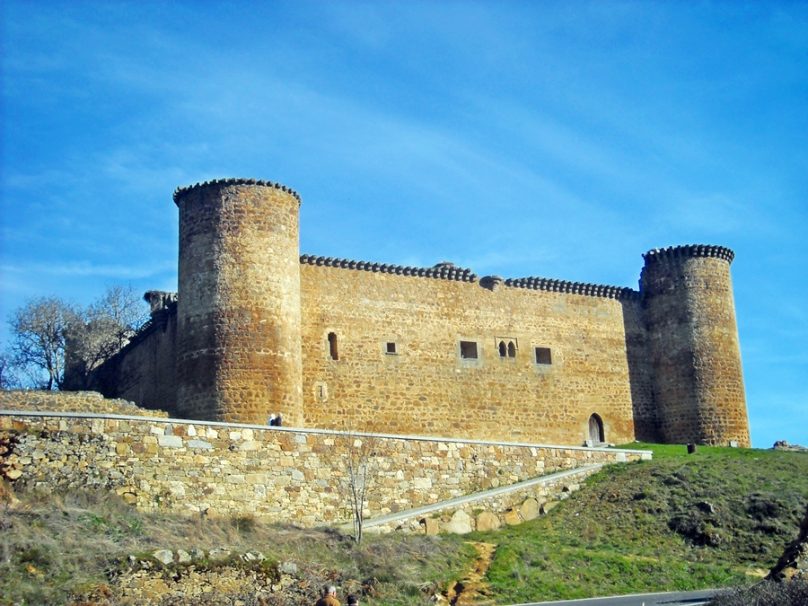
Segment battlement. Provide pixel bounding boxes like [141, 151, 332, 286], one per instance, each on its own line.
[505, 276, 639, 300]
[300, 255, 477, 282]
[642, 244, 735, 265]
[300, 254, 641, 299]
[143, 290, 177, 315]
[172, 177, 302, 205]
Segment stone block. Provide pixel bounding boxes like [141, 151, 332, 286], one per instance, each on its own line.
[158, 435, 183, 448]
[420, 517, 441, 535]
[188, 439, 213, 450]
[520, 498, 540, 521]
[152, 549, 174, 565]
[541, 501, 558, 515]
[444, 510, 473, 534]
[504, 508, 522, 526]
[476, 511, 501, 531]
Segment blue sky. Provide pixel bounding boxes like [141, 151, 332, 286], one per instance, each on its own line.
[1, 1, 806, 448]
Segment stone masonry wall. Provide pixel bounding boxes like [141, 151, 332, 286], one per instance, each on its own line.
[641, 246, 750, 446]
[300, 261, 654, 446]
[0, 412, 645, 527]
[90, 311, 178, 414]
[372, 465, 604, 535]
[175, 181, 304, 426]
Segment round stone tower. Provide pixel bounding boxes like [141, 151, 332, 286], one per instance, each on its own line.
[173, 178, 304, 425]
[641, 244, 750, 446]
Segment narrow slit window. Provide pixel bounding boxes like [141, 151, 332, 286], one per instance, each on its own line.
[535, 346, 552, 365]
[386, 341, 397, 355]
[328, 332, 339, 360]
[460, 340, 478, 360]
[498, 341, 507, 357]
[507, 342, 517, 358]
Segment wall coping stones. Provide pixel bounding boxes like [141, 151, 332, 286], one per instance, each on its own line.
[0, 410, 651, 456]
[172, 178, 302, 205]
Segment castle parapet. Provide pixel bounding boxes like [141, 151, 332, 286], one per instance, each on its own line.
[174, 177, 301, 205]
[144, 290, 177, 316]
[505, 276, 639, 300]
[299, 254, 477, 282]
[642, 244, 734, 265]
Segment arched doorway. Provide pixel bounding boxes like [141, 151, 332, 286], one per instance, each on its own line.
[588, 414, 605, 445]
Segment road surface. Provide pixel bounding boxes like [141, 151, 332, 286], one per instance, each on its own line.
[510, 588, 721, 606]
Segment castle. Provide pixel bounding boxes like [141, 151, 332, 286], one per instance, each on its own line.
[78, 178, 751, 447]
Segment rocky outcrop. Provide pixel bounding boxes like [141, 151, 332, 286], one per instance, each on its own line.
[773, 440, 808, 453]
[768, 505, 808, 582]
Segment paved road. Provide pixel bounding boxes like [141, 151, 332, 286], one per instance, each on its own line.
[510, 588, 721, 606]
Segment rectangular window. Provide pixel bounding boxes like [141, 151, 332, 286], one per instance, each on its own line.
[460, 340, 479, 360]
[535, 346, 552, 365]
[328, 332, 339, 360]
[386, 341, 397, 355]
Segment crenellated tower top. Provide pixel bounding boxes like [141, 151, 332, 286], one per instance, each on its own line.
[173, 178, 302, 205]
[642, 244, 734, 265]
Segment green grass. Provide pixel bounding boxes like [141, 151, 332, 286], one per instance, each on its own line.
[475, 443, 808, 603]
[1, 444, 805, 605]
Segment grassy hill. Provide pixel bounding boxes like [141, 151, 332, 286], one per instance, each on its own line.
[1, 443, 806, 605]
[478, 443, 808, 603]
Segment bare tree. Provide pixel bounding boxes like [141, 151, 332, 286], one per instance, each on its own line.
[343, 431, 377, 544]
[6, 286, 149, 391]
[65, 285, 149, 387]
[0, 350, 20, 389]
[8, 297, 77, 390]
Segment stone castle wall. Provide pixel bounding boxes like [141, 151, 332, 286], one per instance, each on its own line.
[641, 246, 750, 447]
[90, 308, 178, 413]
[299, 260, 654, 446]
[175, 181, 304, 425]
[0, 411, 646, 526]
[73, 179, 750, 448]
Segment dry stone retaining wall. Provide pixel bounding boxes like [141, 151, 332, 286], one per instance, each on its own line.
[0, 411, 646, 527]
[369, 465, 603, 535]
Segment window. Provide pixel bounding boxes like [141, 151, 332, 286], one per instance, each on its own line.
[328, 332, 339, 360]
[459, 340, 478, 359]
[498, 338, 517, 359]
[534, 346, 551, 365]
[386, 341, 397, 355]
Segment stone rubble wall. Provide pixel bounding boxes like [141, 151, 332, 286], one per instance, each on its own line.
[300, 261, 652, 446]
[0, 412, 646, 527]
[369, 465, 603, 535]
[0, 390, 169, 417]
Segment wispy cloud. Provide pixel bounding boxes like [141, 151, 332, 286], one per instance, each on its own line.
[0, 261, 175, 280]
